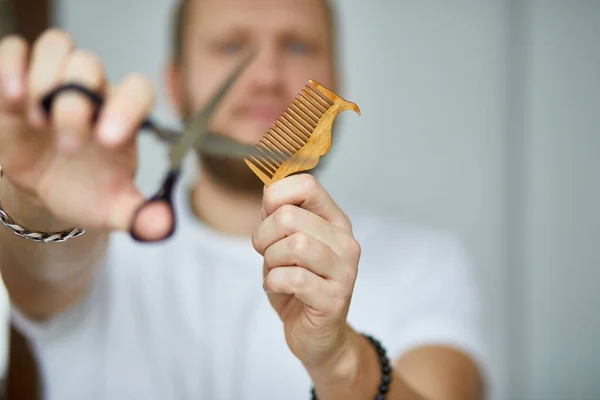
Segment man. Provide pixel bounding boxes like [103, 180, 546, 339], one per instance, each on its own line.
[0, 0, 488, 399]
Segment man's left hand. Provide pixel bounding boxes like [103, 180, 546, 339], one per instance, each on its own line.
[252, 173, 361, 373]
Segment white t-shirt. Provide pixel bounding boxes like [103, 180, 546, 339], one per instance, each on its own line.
[5, 176, 490, 400]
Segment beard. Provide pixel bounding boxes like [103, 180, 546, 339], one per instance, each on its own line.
[181, 94, 265, 194]
[198, 151, 265, 192]
[182, 92, 333, 194]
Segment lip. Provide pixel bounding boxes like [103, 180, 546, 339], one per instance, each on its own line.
[243, 105, 285, 123]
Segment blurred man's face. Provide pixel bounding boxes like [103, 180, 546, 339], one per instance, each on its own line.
[180, 0, 336, 144]
[168, 0, 337, 191]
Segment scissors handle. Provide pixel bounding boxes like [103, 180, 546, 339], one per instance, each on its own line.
[40, 83, 178, 243]
[40, 83, 154, 130]
[128, 168, 180, 242]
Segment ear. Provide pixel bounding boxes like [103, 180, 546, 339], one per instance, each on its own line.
[163, 59, 185, 118]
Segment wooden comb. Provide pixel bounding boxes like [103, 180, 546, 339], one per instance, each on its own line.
[244, 80, 360, 186]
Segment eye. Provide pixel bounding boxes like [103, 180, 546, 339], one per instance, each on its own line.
[286, 40, 310, 54]
[222, 41, 242, 54]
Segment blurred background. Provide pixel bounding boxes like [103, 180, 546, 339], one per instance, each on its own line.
[1, 0, 599, 399]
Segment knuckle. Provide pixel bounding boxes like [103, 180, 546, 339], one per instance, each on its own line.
[291, 232, 310, 254]
[342, 235, 361, 260]
[251, 232, 262, 253]
[290, 268, 307, 291]
[266, 270, 282, 291]
[342, 211, 353, 230]
[261, 186, 276, 212]
[263, 272, 271, 286]
[274, 204, 298, 229]
[298, 173, 318, 192]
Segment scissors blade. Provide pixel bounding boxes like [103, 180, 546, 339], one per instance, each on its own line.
[201, 133, 264, 158]
[201, 134, 321, 165]
[150, 127, 257, 157]
[149, 127, 181, 144]
[152, 127, 321, 165]
[147, 127, 264, 159]
[167, 49, 256, 167]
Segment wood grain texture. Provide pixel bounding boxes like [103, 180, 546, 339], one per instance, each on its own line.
[244, 80, 360, 186]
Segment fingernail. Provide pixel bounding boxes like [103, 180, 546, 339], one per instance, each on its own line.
[260, 207, 266, 221]
[58, 133, 81, 154]
[100, 118, 123, 146]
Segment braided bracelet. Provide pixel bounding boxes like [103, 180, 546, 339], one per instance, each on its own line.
[0, 168, 85, 243]
[310, 333, 392, 400]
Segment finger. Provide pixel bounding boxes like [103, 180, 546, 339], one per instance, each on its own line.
[262, 174, 351, 230]
[263, 266, 337, 313]
[107, 183, 145, 232]
[96, 73, 154, 148]
[263, 231, 342, 280]
[28, 29, 74, 127]
[53, 50, 106, 154]
[252, 204, 339, 255]
[0, 35, 28, 111]
[129, 201, 174, 241]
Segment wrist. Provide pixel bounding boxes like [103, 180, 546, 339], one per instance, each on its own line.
[320, 326, 362, 382]
[308, 327, 375, 392]
[0, 175, 69, 232]
[309, 328, 394, 400]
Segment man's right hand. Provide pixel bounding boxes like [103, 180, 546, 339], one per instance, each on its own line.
[0, 29, 155, 234]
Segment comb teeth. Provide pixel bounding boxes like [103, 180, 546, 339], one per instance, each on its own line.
[245, 83, 334, 181]
[245, 79, 359, 186]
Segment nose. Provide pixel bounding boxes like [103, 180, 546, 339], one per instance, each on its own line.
[246, 44, 284, 91]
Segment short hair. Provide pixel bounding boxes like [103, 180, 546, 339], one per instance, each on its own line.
[170, 0, 338, 63]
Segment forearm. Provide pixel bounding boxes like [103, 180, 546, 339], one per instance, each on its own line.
[0, 178, 108, 320]
[308, 327, 426, 400]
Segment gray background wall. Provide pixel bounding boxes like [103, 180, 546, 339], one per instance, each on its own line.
[52, 1, 600, 399]
[521, 1, 600, 399]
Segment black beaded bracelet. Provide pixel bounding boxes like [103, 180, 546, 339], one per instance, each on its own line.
[310, 333, 392, 400]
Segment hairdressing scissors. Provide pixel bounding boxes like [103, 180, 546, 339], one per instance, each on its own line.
[40, 49, 258, 243]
